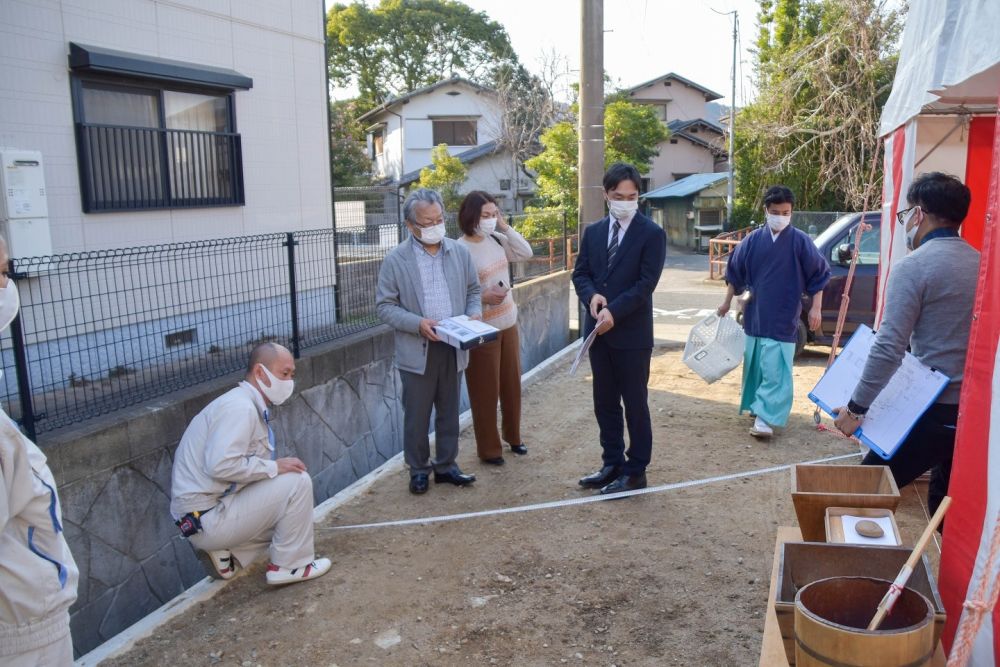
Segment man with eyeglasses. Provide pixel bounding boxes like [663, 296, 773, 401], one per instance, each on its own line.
[376, 188, 482, 495]
[834, 172, 980, 517]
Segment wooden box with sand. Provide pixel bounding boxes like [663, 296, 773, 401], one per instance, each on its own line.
[791, 464, 900, 541]
[773, 542, 944, 666]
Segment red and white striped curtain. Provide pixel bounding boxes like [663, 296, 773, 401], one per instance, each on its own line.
[939, 95, 1000, 666]
[875, 121, 916, 329]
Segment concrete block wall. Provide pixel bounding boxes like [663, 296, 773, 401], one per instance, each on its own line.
[42, 270, 570, 657]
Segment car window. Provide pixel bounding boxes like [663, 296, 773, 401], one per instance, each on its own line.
[829, 221, 880, 265]
[857, 222, 880, 264]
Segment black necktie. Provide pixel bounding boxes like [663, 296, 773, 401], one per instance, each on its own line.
[608, 220, 621, 266]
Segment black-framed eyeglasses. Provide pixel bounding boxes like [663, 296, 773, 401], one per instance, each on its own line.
[896, 206, 919, 224]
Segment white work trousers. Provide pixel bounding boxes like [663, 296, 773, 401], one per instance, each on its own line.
[190, 471, 315, 570]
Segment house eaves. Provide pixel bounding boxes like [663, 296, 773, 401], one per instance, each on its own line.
[397, 140, 501, 187]
[671, 130, 726, 157]
[624, 72, 723, 102]
[357, 76, 495, 124]
[667, 118, 725, 136]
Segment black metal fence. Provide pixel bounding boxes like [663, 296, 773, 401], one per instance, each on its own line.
[1, 200, 570, 439]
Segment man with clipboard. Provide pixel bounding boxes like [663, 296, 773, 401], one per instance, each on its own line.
[834, 173, 980, 517]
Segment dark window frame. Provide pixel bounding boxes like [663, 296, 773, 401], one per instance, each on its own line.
[431, 119, 478, 146]
[70, 72, 245, 213]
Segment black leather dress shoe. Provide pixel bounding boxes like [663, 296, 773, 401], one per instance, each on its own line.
[434, 468, 476, 486]
[598, 473, 648, 496]
[578, 464, 622, 489]
[510, 443, 528, 455]
[482, 456, 505, 466]
[409, 474, 429, 495]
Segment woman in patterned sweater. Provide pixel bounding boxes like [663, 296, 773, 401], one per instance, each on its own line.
[457, 191, 534, 465]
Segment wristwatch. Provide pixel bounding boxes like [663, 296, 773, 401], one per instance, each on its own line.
[846, 400, 868, 421]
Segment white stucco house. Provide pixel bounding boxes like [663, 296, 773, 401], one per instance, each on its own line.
[358, 77, 537, 212]
[623, 72, 729, 192]
[0, 0, 332, 256]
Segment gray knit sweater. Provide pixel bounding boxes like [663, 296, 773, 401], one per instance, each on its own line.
[851, 236, 980, 408]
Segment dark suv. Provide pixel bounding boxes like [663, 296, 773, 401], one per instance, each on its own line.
[796, 211, 881, 356]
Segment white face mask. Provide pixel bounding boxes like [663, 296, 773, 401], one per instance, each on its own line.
[257, 364, 295, 405]
[479, 218, 497, 236]
[608, 199, 638, 220]
[415, 222, 446, 245]
[766, 213, 791, 232]
[903, 207, 922, 251]
[0, 280, 19, 333]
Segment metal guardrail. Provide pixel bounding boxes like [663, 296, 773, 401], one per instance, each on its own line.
[708, 226, 753, 280]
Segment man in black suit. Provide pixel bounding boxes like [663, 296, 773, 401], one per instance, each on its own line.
[573, 162, 667, 495]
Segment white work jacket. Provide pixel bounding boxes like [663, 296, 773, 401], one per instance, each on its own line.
[170, 382, 276, 519]
[0, 411, 79, 657]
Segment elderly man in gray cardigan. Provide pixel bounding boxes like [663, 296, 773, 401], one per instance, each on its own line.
[376, 188, 483, 495]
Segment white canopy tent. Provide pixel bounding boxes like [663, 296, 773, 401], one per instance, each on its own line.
[877, 0, 1000, 322]
[876, 1, 1000, 664]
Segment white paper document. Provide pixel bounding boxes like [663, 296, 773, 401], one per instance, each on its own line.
[841, 515, 898, 546]
[569, 327, 599, 375]
[433, 316, 499, 350]
[808, 325, 949, 460]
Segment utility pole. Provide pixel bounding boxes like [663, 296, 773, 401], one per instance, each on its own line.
[578, 0, 605, 235]
[726, 11, 738, 230]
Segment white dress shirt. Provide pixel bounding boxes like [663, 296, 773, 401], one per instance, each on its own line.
[608, 211, 636, 248]
[170, 381, 277, 518]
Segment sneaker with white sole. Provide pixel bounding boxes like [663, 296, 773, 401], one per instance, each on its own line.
[750, 416, 774, 438]
[197, 549, 238, 580]
[265, 557, 332, 586]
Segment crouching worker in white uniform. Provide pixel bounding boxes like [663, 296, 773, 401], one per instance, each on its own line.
[170, 342, 331, 586]
[1, 236, 79, 665]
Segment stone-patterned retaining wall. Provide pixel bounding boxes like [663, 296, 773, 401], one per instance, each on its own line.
[44, 270, 570, 657]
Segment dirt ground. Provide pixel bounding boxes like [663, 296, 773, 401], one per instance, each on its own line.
[107, 345, 939, 667]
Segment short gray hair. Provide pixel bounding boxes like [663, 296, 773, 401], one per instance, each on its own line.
[402, 188, 445, 224]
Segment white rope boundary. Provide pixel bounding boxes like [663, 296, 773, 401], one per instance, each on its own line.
[77, 334, 860, 664]
[318, 452, 862, 532]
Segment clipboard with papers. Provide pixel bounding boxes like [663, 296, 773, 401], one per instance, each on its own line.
[808, 324, 950, 460]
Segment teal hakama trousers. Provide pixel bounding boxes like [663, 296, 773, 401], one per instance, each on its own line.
[740, 335, 795, 427]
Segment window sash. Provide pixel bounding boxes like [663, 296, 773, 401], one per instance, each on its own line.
[73, 78, 243, 212]
[432, 120, 477, 146]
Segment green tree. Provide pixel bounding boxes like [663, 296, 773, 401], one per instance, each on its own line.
[327, 0, 520, 112]
[525, 100, 669, 229]
[735, 0, 902, 213]
[524, 122, 578, 224]
[604, 100, 669, 171]
[416, 144, 468, 211]
[329, 99, 372, 187]
[516, 207, 566, 239]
